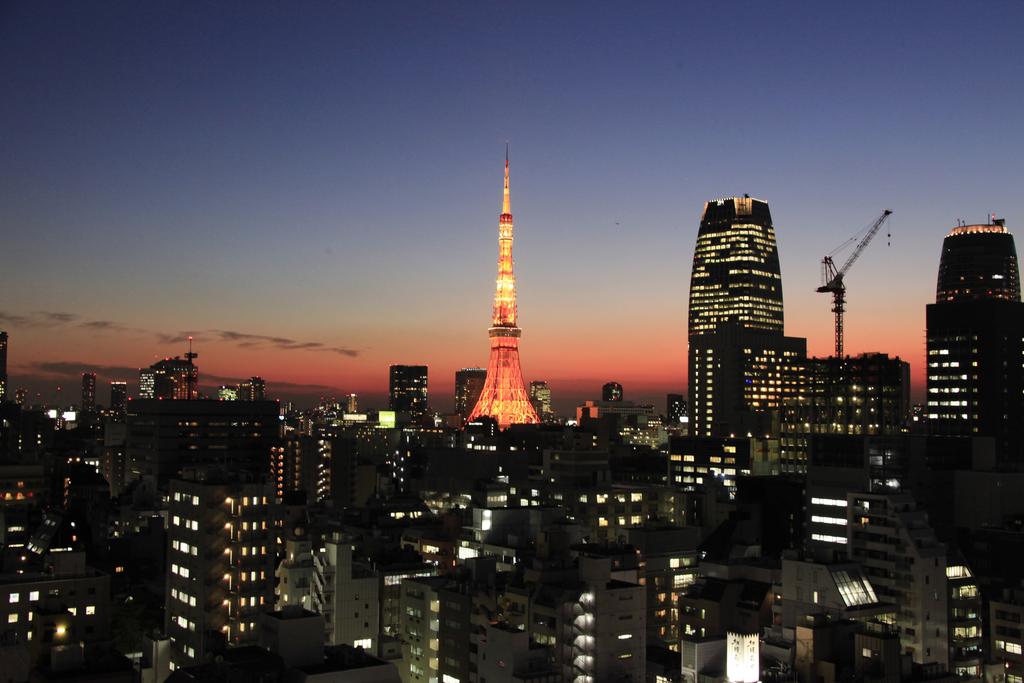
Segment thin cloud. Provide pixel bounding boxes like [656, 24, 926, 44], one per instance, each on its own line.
[212, 329, 359, 357]
[0, 309, 359, 358]
[0, 310, 78, 327]
[37, 312, 77, 324]
[0, 311, 33, 326]
[79, 320, 131, 332]
[22, 360, 140, 378]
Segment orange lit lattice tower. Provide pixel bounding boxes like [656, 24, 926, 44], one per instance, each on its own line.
[468, 150, 540, 429]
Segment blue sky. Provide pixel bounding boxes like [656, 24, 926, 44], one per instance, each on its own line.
[1, 1, 1022, 409]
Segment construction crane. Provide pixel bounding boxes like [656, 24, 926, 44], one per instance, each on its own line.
[816, 209, 893, 358]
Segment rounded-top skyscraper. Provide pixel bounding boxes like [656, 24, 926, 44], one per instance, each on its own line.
[936, 219, 1020, 303]
[688, 196, 784, 338]
[686, 196, 806, 445]
[927, 216, 1024, 465]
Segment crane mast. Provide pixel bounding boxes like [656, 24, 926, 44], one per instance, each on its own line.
[816, 209, 892, 358]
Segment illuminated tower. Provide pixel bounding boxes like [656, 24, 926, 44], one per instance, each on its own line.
[468, 150, 539, 428]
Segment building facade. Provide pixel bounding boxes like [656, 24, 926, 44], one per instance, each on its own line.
[529, 381, 553, 422]
[389, 365, 429, 420]
[454, 368, 487, 420]
[80, 372, 96, 414]
[687, 196, 807, 444]
[602, 381, 623, 402]
[926, 219, 1024, 466]
[126, 398, 281, 491]
[164, 473, 276, 667]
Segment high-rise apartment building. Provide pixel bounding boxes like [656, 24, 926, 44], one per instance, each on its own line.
[81, 372, 96, 413]
[848, 492, 948, 668]
[602, 381, 623, 402]
[310, 534, 379, 650]
[165, 472, 275, 667]
[454, 368, 487, 419]
[0, 331, 7, 401]
[926, 218, 1024, 465]
[389, 365, 428, 420]
[109, 381, 128, 417]
[529, 380, 553, 421]
[687, 197, 807, 441]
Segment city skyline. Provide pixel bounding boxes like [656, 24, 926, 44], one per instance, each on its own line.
[3, 5, 1024, 681]
[2, 2, 1023, 410]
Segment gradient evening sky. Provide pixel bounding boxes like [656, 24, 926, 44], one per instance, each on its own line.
[1, 1, 1022, 411]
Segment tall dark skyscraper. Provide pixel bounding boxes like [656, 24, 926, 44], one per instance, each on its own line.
[529, 380, 553, 421]
[927, 218, 1024, 465]
[602, 381, 623, 402]
[81, 372, 97, 413]
[109, 381, 128, 416]
[667, 393, 687, 425]
[389, 364, 428, 419]
[454, 368, 487, 420]
[0, 331, 7, 402]
[687, 197, 806, 446]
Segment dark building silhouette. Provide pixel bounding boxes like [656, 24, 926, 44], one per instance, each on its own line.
[126, 399, 280, 491]
[389, 365, 428, 419]
[781, 353, 910, 465]
[81, 372, 96, 413]
[454, 368, 486, 419]
[926, 218, 1024, 466]
[667, 393, 687, 426]
[528, 380, 553, 421]
[0, 331, 7, 402]
[109, 381, 128, 417]
[237, 376, 266, 401]
[602, 381, 623, 402]
[687, 197, 807, 450]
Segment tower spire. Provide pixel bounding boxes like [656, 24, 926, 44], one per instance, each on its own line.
[502, 142, 511, 215]
[468, 147, 539, 429]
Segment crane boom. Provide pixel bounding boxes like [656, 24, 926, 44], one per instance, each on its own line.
[833, 209, 893, 285]
[816, 209, 892, 357]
